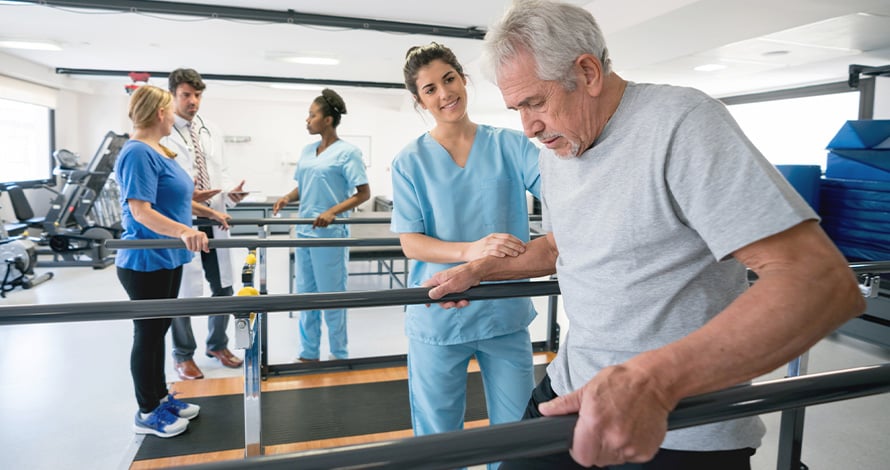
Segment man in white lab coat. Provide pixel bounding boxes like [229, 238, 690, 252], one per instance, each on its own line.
[161, 68, 246, 380]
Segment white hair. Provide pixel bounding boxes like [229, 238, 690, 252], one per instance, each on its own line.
[482, 0, 612, 90]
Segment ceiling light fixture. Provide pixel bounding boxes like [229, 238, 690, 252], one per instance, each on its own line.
[280, 56, 340, 66]
[693, 63, 727, 72]
[0, 39, 62, 51]
[269, 83, 325, 92]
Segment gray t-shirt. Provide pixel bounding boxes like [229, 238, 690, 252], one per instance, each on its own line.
[541, 82, 817, 451]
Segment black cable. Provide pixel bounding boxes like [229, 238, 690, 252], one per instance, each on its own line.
[1, 260, 20, 298]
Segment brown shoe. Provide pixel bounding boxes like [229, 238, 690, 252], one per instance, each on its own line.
[175, 359, 204, 380]
[206, 348, 243, 368]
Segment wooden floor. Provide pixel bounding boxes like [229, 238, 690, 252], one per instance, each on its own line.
[129, 352, 555, 469]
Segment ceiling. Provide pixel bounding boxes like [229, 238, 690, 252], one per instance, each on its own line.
[1, 0, 890, 110]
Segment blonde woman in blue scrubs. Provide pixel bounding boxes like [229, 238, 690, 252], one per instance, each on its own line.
[273, 89, 370, 361]
[391, 42, 542, 455]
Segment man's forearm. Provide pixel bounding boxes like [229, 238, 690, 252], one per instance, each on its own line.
[472, 234, 558, 281]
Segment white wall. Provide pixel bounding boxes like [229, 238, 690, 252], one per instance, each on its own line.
[875, 76, 890, 119]
[1, 52, 525, 226]
[198, 91, 434, 206]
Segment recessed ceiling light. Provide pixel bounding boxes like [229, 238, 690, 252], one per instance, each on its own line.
[280, 56, 339, 66]
[693, 63, 727, 72]
[269, 83, 325, 91]
[266, 51, 340, 66]
[0, 39, 62, 51]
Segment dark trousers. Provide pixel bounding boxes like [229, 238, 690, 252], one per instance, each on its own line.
[500, 375, 755, 470]
[171, 225, 232, 361]
[117, 266, 183, 413]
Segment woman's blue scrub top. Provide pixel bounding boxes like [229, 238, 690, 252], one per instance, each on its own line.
[294, 139, 368, 238]
[391, 125, 542, 345]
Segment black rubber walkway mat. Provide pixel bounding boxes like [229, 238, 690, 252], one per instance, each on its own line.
[135, 363, 547, 460]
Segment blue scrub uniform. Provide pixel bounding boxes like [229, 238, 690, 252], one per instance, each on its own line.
[391, 125, 542, 438]
[293, 139, 368, 360]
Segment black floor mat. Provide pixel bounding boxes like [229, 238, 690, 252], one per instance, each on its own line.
[135, 363, 548, 460]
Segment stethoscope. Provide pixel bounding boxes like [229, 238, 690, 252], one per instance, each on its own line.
[173, 114, 213, 156]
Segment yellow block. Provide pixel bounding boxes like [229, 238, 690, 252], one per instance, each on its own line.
[236, 286, 259, 321]
[237, 286, 259, 296]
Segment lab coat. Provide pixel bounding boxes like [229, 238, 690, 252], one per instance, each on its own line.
[161, 114, 235, 294]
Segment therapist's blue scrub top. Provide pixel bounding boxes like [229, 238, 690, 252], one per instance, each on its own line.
[294, 139, 368, 238]
[391, 125, 542, 345]
[115, 140, 194, 272]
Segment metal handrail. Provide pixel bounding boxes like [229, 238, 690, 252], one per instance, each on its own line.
[186, 214, 543, 226]
[176, 363, 890, 470]
[104, 234, 547, 250]
[104, 237, 402, 249]
[197, 216, 392, 226]
[849, 260, 890, 275]
[0, 280, 561, 325]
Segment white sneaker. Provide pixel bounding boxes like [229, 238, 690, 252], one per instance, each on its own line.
[134, 406, 188, 438]
[160, 393, 200, 420]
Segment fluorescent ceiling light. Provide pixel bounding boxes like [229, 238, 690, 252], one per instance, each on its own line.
[693, 63, 727, 72]
[279, 56, 340, 66]
[266, 51, 340, 65]
[0, 39, 62, 51]
[269, 83, 325, 91]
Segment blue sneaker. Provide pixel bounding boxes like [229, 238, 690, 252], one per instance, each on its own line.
[134, 405, 188, 438]
[160, 393, 200, 420]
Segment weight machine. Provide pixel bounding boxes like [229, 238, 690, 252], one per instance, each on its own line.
[37, 131, 128, 269]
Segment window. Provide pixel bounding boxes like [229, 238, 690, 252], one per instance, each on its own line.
[726, 89, 860, 169]
[0, 97, 54, 188]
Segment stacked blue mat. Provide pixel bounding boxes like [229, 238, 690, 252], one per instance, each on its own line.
[819, 120, 890, 261]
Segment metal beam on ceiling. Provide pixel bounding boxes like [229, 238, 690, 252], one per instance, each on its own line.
[18, 0, 487, 40]
[848, 64, 890, 89]
[55, 68, 407, 90]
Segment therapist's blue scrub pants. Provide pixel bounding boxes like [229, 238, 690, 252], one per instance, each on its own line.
[407, 329, 535, 437]
[296, 244, 349, 360]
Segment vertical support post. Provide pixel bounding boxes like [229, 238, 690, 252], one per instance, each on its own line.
[777, 352, 809, 470]
[288, 220, 296, 319]
[243, 311, 264, 457]
[545, 275, 560, 353]
[258, 225, 269, 376]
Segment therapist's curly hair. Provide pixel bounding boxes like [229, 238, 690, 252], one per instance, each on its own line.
[314, 88, 347, 128]
[403, 42, 465, 107]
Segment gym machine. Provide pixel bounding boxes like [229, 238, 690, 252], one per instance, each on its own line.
[0, 223, 53, 298]
[37, 131, 128, 269]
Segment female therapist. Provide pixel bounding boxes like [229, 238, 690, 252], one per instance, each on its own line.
[273, 88, 370, 361]
[390, 42, 542, 452]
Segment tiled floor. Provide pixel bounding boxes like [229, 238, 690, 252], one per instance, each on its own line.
[1, 241, 889, 469]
